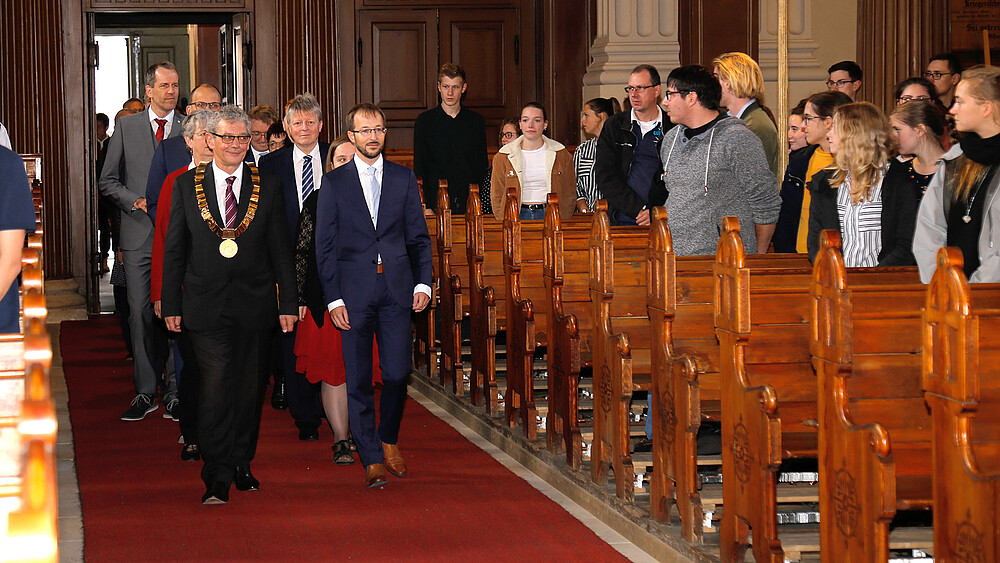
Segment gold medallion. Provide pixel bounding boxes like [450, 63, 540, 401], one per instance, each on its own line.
[219, 239, 238, 258]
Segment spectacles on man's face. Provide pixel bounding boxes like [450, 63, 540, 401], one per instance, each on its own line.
[923, 71, 955, 80]
[211, 132, 252, 145]
[350, 127, 388, 138]
[624, 84, 658, 94]
[663, 90, 690, 100]
[826, 79, 858, 88]
[190, 102, 222, 110]
[250, 131, 268, 139]
[897, 95, 933, 103]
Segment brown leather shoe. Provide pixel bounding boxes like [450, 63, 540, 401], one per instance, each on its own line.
[382, 442, 407, 477]
[365, 463, 387, 488]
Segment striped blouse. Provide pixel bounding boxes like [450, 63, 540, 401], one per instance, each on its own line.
[837, 173, 884, 267]
[573, 137, 600, 210]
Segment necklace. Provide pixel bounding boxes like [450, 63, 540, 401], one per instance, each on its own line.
[963, 183, 984, 223]
[193, 162, 261, 257]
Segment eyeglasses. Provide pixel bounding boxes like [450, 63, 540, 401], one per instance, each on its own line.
[826, 79, 858, 88]
[663, 90, 690, 100]
[802, 115, 823, 123]
[897, 95, 933, 103]
[190, 102, 222, 110]
[250, 131, 268, 139]
[211, 132, 252, 145]
[923, 71, 955, 80]
[624, 84, 658, 94]
[267, 140, 284, 151]
[350, 127, 387, 137]
[500, 131, 516, 139]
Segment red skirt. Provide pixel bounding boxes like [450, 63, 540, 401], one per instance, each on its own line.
[294, 314, 382, 386]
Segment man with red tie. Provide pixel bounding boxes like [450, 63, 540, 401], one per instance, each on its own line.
[99, 61, 184, 422]
[162, 106, 297, 504]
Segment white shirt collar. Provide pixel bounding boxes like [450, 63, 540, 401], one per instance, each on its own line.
[630, 106, 663, 125]
[292, 143, 321, 164]
[728, 99, 755, 119]
[211, 160, 243, 188]
[148, 107, 175, 124]
[354, 153, 383, 174]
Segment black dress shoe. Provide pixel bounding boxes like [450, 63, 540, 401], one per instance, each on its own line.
[181, 443, 200, 462]
[271, 377, 287, 410]
[298, 427, 319, 441]
[234, 466, 260, 491]
[201, 482, 230, 505]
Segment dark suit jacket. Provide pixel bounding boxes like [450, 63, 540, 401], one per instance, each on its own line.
[315, 158, 432, 311]
[805, 161, 921, 265]
[258, 142, 331, 240]
[145, 135, 194, 225]
[160, 163, 297, 331]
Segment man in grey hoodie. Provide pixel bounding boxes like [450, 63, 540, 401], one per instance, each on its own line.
[659, 65, 781, 256]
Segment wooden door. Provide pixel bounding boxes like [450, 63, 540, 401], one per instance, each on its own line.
[359, 9, 438, 149]
[439, 8, 519, 147]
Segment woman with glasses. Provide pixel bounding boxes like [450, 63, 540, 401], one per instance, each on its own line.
[806, 102, 915, 266]
[894, 77, 938, 106]
[294, 136, 381, 465]
[793, 90, 854, 252]
[490, 102, 576, 220]
[914, 65, 1000, 283]
[477, 119, 518, 216]
[574, 97, 620, 212]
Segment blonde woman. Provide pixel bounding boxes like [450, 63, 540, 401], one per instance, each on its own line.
[914, 65, 1000, 282]
[713, 51, 780, 177]
[490, 102, 576, 220]
[806, 102, 916, 266]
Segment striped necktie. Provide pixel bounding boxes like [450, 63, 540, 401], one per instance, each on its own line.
[224, 176, 237, 228]
[154, 119, 166, 143]
[301, 154, 314, 202]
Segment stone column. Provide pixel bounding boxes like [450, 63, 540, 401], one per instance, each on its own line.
[582, 0, 681, 102]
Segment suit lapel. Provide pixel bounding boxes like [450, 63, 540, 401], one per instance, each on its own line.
[374, 162, 391, 233]
[236, 164, 253, 223]
[202, 166, 226, 228]
[345, 161, 376, 233]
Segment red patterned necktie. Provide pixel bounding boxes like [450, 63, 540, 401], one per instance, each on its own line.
[224, 176, 237, 228]
[154, 118, 166, 143]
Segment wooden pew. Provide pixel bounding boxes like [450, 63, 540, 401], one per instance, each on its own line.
[812, 230, 934, 561]
[589, 206, 654, 500]
[924, 248, 1000, 563]
[411, 178, 438, 380]
[713, 219, 921, 562]
[646, 215, 813, 541]
[466, 191, 506, 413]
[436, 183, 470, 395]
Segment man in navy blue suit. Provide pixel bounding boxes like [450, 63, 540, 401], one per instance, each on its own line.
[259, 93, 330, 437]
[146, 83, 223, 223]
[316, 103, 432, 488]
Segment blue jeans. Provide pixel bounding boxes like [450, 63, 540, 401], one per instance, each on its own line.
[519, 205, 546, 220]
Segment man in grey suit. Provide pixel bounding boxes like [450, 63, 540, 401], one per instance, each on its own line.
[100, 61, 184, 421]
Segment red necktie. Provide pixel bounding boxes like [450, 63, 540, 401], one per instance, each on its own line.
[154, 118, 166, 143]
[225, 176, 237, 228]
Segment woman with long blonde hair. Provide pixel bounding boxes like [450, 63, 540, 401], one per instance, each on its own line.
[914, 65, 1000, 282]
[806, 102, 920, 266]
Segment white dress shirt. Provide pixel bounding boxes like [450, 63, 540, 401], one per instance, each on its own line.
[292, 143, 323, 212]
[327, 154, 430, 312]
[211, 160, 243, 225]
[250, 146, 268, 164]
[148, 107, 176, 139]
[0, 122, 12, 150]
[727, 99, 755, 119]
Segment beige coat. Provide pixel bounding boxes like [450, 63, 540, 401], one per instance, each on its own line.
[489, 135, 576, 220]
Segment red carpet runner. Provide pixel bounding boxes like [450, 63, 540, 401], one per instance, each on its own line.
[61, 316, 629, 561]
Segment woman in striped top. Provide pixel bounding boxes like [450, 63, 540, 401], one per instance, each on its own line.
[574, 97, 620, 212]
[806, 102, 918, 267]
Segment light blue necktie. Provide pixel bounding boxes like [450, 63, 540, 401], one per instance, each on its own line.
[368, 165, 381, 225]
[301, 154, 314, 202]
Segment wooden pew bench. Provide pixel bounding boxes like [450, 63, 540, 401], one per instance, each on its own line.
[412, 178, 438, 380]
[647, 215, 813, 542]
[435, 184, 469, 395]
[812, 231, 936, 561]
[713, 220, 921, 562]
[924, 248, 1000, 563]
[589, 206, 656, 501]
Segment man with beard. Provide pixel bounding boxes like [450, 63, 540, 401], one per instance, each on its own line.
[315, 103, 432, 488]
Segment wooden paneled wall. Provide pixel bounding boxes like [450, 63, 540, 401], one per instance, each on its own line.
[268, 0, 341, 138]
[0, 0, 71, 279]
[679, 0, 759, 68]
[857, 0, 949, 110]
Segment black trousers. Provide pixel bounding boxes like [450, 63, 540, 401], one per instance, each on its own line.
[188, 315, 268, 486]
[277, 329, 323, 431]
[176, 330, 201, 446]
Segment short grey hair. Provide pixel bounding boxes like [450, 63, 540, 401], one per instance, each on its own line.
[284, 93, 323, 124]
[181, 109, 212, 139]
[144, 61, 177, 88]
[207, 105, 251, 135]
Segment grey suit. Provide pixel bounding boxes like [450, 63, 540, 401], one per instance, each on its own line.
[99, 109, 183, 398]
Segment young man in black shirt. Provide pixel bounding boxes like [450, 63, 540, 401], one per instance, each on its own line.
[413, 63, 488, 214]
